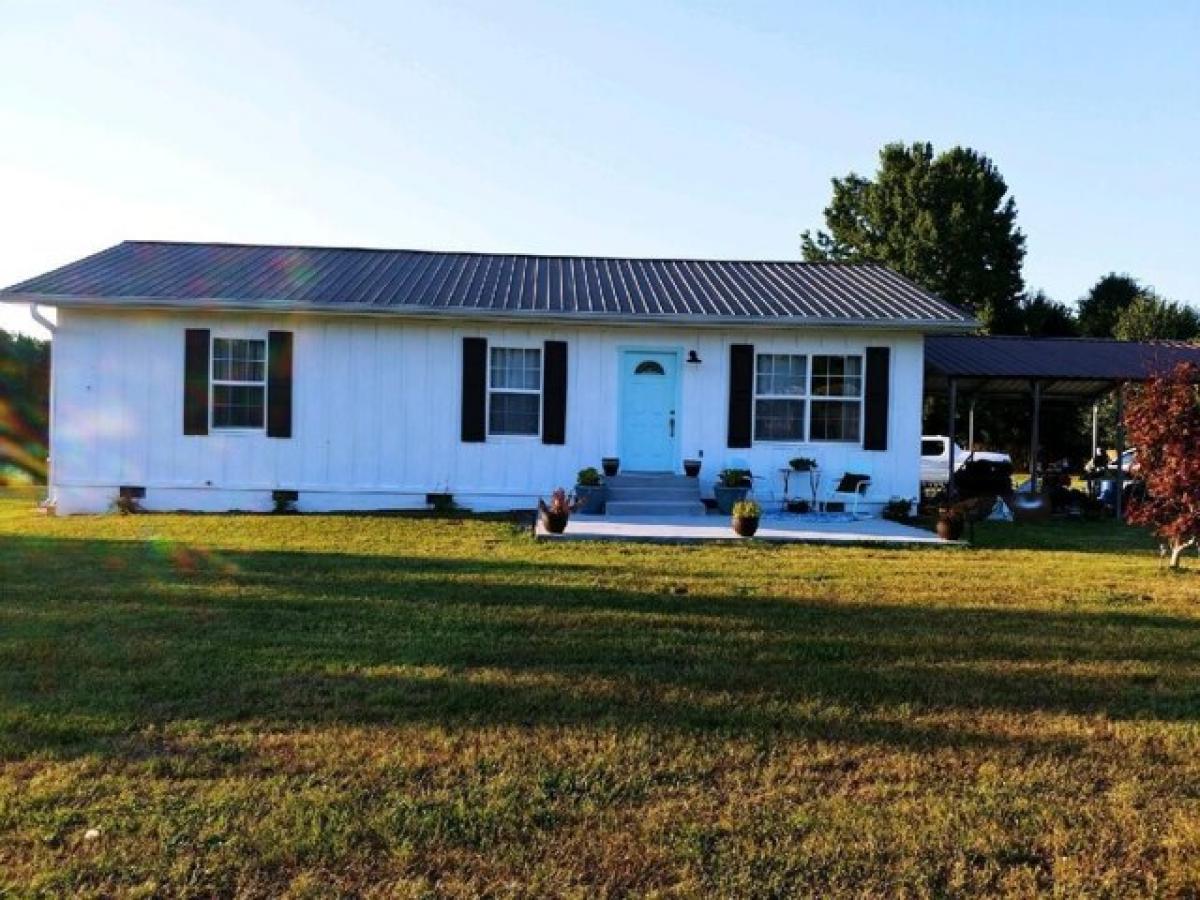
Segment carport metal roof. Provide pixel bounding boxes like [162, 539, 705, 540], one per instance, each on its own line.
[925, 335, 1200, 399]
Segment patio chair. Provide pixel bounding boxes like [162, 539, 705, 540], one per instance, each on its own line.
[823, 470, 873, 518]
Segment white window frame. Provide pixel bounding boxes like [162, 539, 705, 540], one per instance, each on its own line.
[486, 345, 543, 439]
[210, 334, 267, 432]
[753, 353, 808, 443]
[808, 354, 865, 444]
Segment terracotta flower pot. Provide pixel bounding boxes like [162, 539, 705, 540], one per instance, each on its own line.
[731, 514, 760, 537]
[936, 516, 964, 540]
[602, 458, 620, 478]
[683, 459, 702, 477]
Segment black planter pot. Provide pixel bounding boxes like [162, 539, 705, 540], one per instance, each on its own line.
[602, 457, 620, 478]
[574, 483, 606, 514]
[714, 484, 750, 515]
[541, 511, 569, 534]
[731, 515, 760, 537]
[683, 459, 702, 477]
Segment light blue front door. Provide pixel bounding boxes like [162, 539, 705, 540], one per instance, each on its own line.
[619, 350, 679, 471]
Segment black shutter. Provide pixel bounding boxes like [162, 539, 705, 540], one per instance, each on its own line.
[183, 328, 210, 435]
[267, 330, 294, 438]
[461, 337, 487, 442]
[727, 343, 754, 448]
[863, 346, 890, 451]
[542, 340, 567, 445]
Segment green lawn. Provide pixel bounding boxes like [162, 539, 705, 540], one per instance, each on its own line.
[2, 491, 1199, 897]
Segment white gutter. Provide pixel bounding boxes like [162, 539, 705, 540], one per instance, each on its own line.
[0, 293, 981, 333]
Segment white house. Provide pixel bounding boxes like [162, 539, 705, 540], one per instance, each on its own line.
[1, 241, 976, 514]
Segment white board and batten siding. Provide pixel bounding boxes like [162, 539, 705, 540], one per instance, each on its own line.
[48, 307, 925, 514]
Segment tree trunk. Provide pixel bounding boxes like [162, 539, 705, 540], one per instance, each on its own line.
[1169, 537, 1197, 569]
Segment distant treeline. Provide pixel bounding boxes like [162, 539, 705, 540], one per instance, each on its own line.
[0, 328, 50, 483]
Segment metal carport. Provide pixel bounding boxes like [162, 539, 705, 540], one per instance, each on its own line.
[924, 335, 1200, 517]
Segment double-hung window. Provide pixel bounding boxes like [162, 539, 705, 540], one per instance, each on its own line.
[752, 352, 865, 443]
[754, 353, 807, 441]
[809, 355, 863, 442]
[488, 347, 541, 436]
[211, 337, 266, 429]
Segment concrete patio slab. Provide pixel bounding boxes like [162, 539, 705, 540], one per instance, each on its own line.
[536, 513, 962, 546]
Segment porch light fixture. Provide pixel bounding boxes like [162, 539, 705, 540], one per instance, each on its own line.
[686, 350, 702, 364]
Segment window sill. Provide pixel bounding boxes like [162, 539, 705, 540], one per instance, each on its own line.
[752, 439, 864, 447]
[485, 434, 542, 444]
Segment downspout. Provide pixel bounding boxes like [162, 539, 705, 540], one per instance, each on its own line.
[30, 303, 56, 334]
[29, 304, 57, 510]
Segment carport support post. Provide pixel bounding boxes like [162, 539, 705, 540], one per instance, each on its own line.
[1029, 380, 1042, 493]
[967, 396, 977, 452]
[1091, 401, 1100, 456]
[1114, 384, 1126, 521]
[947, 378, 958, 500]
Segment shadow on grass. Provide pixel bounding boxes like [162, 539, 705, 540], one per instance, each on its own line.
[3, 531, 1199, 761]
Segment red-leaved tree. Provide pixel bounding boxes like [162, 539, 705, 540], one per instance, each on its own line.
[1123, 362, 1200, 569]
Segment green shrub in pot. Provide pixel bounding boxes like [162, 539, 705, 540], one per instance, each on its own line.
[731, 498, 762, 537]
[574, 467, 606, 514]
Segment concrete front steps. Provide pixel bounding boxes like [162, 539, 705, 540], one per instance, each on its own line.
[601, 472, 706, 517]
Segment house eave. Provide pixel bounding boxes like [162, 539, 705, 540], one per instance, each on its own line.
[0, 292, 981, 333]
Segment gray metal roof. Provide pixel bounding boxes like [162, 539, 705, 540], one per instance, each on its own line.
[925, 335, 1200, 399]
[0, 240, 976, 328]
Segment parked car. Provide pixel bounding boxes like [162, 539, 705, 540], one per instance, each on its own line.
[920, 435, 1012, 484]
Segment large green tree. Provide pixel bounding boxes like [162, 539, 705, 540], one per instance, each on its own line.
[1112, 292, 1200, 341]
[0, 328, 50, 482]
[1013, 290, 1078, 337]
[802, 142, 1026, 332]
[1075, 273, 1141, 337]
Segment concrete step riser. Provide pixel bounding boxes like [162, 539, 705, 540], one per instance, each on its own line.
[602, 472, 705, 517]
[606, 501, 708, 517]
[606, 488, 700, 501]
[609, 480, 696, 487]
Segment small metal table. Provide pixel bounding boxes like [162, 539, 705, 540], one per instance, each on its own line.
[778, 466, 822, 513]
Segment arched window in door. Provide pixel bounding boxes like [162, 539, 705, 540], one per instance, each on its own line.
[634, 360, 665, 375]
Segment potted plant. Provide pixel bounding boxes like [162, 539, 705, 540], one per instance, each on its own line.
[789, 457, 816, 472]
[602, 457, 620, 478]
[935, 505, 965, 541]
[683, 458, 702, 477]
[881, 497, 913, 523]
[731, 499, 762, 537]
[538, 487, 578, 534]
[574, 467, 605, 514]
[714, 468, 752, 514]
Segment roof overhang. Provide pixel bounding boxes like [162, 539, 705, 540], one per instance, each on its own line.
[923, 374, 1130, 401]
[0, 292, 982, 332]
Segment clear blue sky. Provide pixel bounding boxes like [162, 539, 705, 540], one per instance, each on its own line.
[2, 1, 1197, 336]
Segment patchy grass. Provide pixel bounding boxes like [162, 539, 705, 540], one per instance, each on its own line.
[1, 492, 1199, 897]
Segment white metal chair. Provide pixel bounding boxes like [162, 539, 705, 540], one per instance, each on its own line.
[823, 468, 873, 518]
